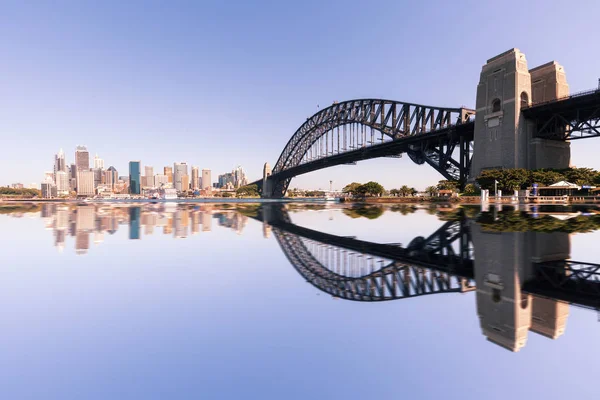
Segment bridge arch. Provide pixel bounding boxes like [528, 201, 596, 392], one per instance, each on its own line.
[259, 99, 474, 198]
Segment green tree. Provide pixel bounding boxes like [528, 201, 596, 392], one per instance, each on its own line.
[562, 167, 596, 186]
[342, 206, 385, 220]
[399, 185, 412, 197]
[425, 186, 439, 196]
[410, 187, 418, 196]
[356, 181, 384, 197]
[463, 183, 477, 195]
[530, 170, 565, 186]
[342, 182, 362, 196]
[437, 180, 458, 191]
[389, 188, 400, 197]
[236, 184, 259, 197]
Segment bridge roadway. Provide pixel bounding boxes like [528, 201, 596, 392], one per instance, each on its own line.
[254, 206, 600, 309]
[266, 122, 474, 182]
[523, 88, 600, 140]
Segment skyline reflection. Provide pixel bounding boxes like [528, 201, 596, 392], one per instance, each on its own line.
[2, 202, 600, 354]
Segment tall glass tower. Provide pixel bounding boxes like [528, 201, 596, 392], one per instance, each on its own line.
[129, 161, 141, 195]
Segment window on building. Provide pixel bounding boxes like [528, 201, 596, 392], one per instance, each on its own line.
[491, 98, 501, 113]
[520, 92, 529, 108]
[492, 288, 501, 303]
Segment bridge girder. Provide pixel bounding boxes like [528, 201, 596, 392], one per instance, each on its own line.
[261, 99, 474, 198]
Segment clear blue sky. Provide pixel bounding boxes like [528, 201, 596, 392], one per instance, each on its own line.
[2, 0, 599, 190]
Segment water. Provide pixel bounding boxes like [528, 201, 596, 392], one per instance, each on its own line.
[1, 202, 599, 399]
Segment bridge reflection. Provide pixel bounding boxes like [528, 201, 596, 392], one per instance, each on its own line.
[256, 205, 600, 352]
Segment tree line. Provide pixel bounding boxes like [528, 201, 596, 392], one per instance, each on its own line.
[476, 167, 599, 192]
[0, 187, 41, 198]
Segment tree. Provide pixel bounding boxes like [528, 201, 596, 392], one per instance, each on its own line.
[530, 170, 565, 186]
[342, 182, 362, 196]
[562, 167, 596, 186]
[425, 186, 439, 197]
[463, 183, 477, 195]
[236, 184, 259, 197]
[356, 181, 384, 197]
[397, 185, 411, 197]
[410, 187, 418, 196]
[389, 189, 400, 197]
[437, 180, 458, 191]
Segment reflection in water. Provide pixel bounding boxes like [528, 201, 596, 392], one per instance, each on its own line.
[18, 203, 253, 254]
[257, 205, 600, 353]
[4, 202, 600, 353]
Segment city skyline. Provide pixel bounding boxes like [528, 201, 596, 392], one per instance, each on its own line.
[3, 2, 600, 191]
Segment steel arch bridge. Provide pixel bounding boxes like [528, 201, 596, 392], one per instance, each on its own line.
[255, 99, 475, 198]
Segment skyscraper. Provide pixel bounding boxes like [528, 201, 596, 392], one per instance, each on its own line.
[93, 154, 104, 169]
[144, 166, 154, 188]
[105, 166, 118, 191]
[75, 145, 90, 171]
[129, 161, 141, 195]
[173, 162, 188, 193]
[164, 166, 173, 183]
[55, 171, 70, 196]
[191, 166, 200, 190]
[54, 149, 66, 182]
[202, 169, 212, 191]
[76, 170, 95, 197]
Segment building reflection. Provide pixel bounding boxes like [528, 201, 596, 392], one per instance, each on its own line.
[19, 204, 249, 253]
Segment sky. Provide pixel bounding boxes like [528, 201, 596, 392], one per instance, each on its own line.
[1, 0, 600, 190]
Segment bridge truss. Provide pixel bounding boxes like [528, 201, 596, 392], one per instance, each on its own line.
[262, 99, 474, 198]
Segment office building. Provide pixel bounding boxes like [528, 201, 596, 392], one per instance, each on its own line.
[54, 148, 67, 182]
[92, 168, 103, 188]
[55, 171, 70, 196]
[164, 166, 173, 183]
[154, 174, 169, 187]
[143, 166, 154, 188]
[41, 180, 57, 198]
[174, 162, 188, 193]
[105, 166, 118, 190]
[75, 145, 90, 171]
[129, 161, 141, 195]
[76, 170, 95, 197]
[191, 166, 200, 190]
[202, 169, 212, 191]
[93, 154, 104, 169]
[218, 172, 235, 188]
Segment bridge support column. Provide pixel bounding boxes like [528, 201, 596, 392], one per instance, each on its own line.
[527, 62, 570, 169]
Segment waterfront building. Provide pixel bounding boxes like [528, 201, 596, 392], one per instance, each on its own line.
[154, 174, 169, 187]
[144, 166, 154, 188]
[164, 166, 173, 183]
[75, 145, 90, 171]
[218, 172, 235, 188]
[202, 169, 212, 191]
[105, 166, 118, 191]
[129, 161, 141, 195]
[173, 162, 188, 193]
[76, 170, 95, 197]
[191, 166, 200, 190]
[92, 168, 103, 188]
[55, 171, 70, 196]
[182, 175, 190, 193]
[41, 180, 57, 198]
[54, 149, 67, 182]
[93, 154, 104, 169]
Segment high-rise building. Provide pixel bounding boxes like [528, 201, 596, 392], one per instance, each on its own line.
[105, 166, 118, 191]
[143, 166, 154, 188]
[154, 174, 169, 187]
[191, 166, 200, 190]
[202, 169, 212, 191]
[174, 162, 188, 193]
[93, 154, 104, 169]
[76, 170, 95, 197]
[233, 166, 247, 188]
[164, 166, 173, 183]
[92, 168, 103, 188]
[129, 161, 141, 195]
[55, 171, 70, 196]
[41, 179, 57, 198]
[218, 172, 235, 188]
[54, 149, 66, 182]
[75, 145, 90, 171]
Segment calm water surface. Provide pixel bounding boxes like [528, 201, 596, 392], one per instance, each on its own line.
[1, 202, 599, 399]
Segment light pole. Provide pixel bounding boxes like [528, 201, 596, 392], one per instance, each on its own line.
[494, 180, 498, 197]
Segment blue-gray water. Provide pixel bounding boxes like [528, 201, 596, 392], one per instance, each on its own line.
[1, 203, 599, 399]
